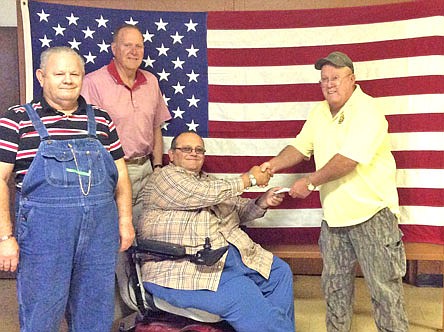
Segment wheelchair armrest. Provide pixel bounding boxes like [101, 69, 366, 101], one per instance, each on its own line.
[135, 238, 186, 257]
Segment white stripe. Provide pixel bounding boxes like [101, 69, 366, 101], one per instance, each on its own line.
[21, 0, 34, 103]
[207, 16, 444, 48]
[209, 95, 444, 122]
[396, 169, 444, 189]
[245, 206, 443, 227]
[208, 55, 444, 85]
[164, 133, 444, 156]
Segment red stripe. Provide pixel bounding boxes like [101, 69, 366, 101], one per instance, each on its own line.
[398, 188, 444, 207]
[209, 77, 444, 103]
[207, 113, 440, 139]
[242, 191, 321, 209]
[245, 225, 443, 245]
[207, 1, 443, 29]
[202, 151, 443, 174]
[208, 37, 444, 67]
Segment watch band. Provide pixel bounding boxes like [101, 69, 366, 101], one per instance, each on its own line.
[0, 233, 13, 242]
[307, 180, 316, 191]
[248, 173, 257, 186]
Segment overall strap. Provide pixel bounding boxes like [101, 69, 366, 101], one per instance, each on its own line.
[86, 104, 97, 138]
[23, 103, 50, 139]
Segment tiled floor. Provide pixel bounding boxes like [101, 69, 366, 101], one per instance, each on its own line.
[0, 275, 442, 331]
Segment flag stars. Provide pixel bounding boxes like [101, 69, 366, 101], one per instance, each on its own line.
[68, 38, 81, 50]
[66, 13, 79, 25]
[172, 107, 185, 119]
[97, 40, 111, 53]
[125, 17, 139, 25]
[155, 18, 168, 31]
[156, 43, 169, 56]
[186, 45, 199, 57]
[172, 82, 185, 94]
[143, 30, 154, 42]
[82, 26, 95, 39]
[39, 35, 52, 47]
[161, 122, 170, 131]
[37, 9, 50, 22]
[52, 24, 66, 36]
[162, 94, 171, 106]
[83, 52, 97, 64]
[186, 70, 199, 82]
[187, 95, 200, 108]
[170, 31, 184, 44]
[95, 15, 109, 28]
[186, 120, 199, 131]
[143, 56, 156, 68]
[172, 57, 185, 69]
[157, 69, 171, 81]
[184, 19, 198, 32]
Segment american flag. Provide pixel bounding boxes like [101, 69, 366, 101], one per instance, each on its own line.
[21, 0, 443, 245]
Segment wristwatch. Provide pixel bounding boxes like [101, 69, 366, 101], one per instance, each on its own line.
[248, 173, 257, 186]
[307, 180, 316, 191]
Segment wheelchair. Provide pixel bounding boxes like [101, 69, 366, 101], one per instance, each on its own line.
[118, 237, 235, 332]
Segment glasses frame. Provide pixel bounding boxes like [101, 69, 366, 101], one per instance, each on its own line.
[319, 73, 353, 87]
[173, 146, 206, 155]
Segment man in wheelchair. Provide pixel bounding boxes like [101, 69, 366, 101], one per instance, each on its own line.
[136, 131, 295, 332]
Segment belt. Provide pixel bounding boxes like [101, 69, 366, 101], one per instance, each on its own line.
[125, 155, 150, 165]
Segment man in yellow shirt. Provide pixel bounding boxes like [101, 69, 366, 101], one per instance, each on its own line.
[261, 51, 408, 332]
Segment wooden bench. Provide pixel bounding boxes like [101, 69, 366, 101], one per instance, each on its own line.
[263, 242, 444, 331]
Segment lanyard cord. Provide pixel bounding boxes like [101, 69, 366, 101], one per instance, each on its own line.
[68, 143, 92, 196]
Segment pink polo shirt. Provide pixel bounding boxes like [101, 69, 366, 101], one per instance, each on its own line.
[81, 60, 171, 159]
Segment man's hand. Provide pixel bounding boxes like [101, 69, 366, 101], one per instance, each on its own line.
[249, 165, 271, 186]
[289, 177, 312, 199]
[256, 188, 285, 209]
[0, 237, 19, 272]
[119, 221, 135, 252]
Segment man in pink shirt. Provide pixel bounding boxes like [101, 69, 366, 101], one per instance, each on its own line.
[81, 24, 171, 313]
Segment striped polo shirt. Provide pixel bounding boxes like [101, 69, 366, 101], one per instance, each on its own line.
[0, 96, 124, 188]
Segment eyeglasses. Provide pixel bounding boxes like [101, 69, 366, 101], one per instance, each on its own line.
[319, 73, 353, 87]
[174, 146, 206, 155]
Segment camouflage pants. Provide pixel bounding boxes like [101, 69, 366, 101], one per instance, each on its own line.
[319, 208, 409, 332]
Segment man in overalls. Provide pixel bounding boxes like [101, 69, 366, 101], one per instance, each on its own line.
[0, 46, 134, 332]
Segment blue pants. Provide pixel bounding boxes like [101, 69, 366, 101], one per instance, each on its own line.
[145, 245, 295, 332]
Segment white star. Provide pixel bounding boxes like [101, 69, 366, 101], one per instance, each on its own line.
[171, 57, 185, 69]
[97, 40, 110, 53]
[161, 122, 170, 131]
[66, 13, 79, 25]
[83, 52, 97, 64]
[142, 56, 156, 68]
[68, 38, 81, 50]
[186, 120, 199, 131]
[186, 45, 199, 58]
[172, 57, 185, 69]
[170, 31, 184, 44]
[82, 26, 95, 39]
[172, 107, 185, 119]
[157, 69, 171, 81]
[186, 70, 199, 82]
[156, 43, 169, 57]
[155, 18, 168, 31]
[172, 82, 185, 95]
[125, 17, 139, 25]
[187, 95, 200, 108]
[162, 94, 171, 106]
[39, 35, 52, 48]
[143, 30, 154, 42]
[37, 9, 50, 22]
[52, 24, 66, 36]
[184, 19, 198, 32]
[95, 15, 108, 28]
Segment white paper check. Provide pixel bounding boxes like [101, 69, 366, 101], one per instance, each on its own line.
[273, 187, 291, 194]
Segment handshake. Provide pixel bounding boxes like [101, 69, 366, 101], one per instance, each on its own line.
[245, 165, 272, 187]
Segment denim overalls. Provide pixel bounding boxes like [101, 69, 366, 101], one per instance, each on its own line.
[15, 103, 120, 332]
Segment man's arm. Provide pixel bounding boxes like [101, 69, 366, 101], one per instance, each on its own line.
[289, 153, 357, 198]
[114, 158, 135, 251]
[151, 125, 164, 168]
[261, 145, 307, 174]
[0, 162, 19, 272]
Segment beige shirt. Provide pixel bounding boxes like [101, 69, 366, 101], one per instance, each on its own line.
[291, 85, 400, 227]
[139, 164, 273, 291]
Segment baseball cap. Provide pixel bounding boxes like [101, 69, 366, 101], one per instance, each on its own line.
[315, 51, 354, 73]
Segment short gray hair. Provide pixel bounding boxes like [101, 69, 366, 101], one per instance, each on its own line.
[40, 46, 85, 74]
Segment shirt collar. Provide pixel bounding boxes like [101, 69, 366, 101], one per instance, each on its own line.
[106, 59, 147, 89]
[36, 95, 88, 116]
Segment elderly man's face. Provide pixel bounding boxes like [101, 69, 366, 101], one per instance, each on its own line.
[168, 132, 206, 173]
[112, 27, 144, 73]
[319, 65, 355, 114]
[37, 52, 83, 109]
